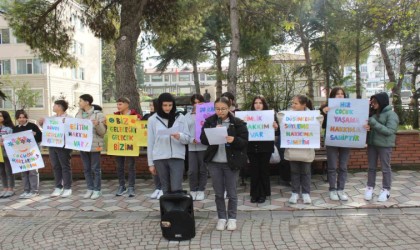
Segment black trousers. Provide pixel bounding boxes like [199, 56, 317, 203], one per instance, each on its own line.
[248, 152, 272, 198]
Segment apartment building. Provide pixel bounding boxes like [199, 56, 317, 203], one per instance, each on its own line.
[0, 5, 101, 121]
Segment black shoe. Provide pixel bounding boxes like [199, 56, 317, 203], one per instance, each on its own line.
[258, 197, 266, 203]
[116, 186, 127, 196]
[127, 187, 135, 197]
[251, 197, 258, 203]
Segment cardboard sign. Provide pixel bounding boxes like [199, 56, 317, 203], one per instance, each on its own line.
[41, 117, 65, 147]
[236, 110, 275, 141]
[3, 131, 44, 173]
[64, 118, 93, 151]
[195, 102, 215, 142]
[0, 147, 3, 162]
[136, 120, 148, 147]
[280, 111, 321, 148]
[325, 98, 369, 148]
[106, 115, 139, 156]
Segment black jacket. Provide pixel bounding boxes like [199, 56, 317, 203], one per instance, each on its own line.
[200, 113, 248, 170]
[13, 122, 42, 143]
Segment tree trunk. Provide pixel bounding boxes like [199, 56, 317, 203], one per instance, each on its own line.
[115, 0, 147, 113]
[378, 40, 396, 83]
[392, 41, 407, 123]
[411, 63, 419, 129]
[355, 31, 362, 99]
[215, 40, 223, 99]
[192, 60, 200, 94]
[227, 0, 239, 96]
[297, 24, 314, 100]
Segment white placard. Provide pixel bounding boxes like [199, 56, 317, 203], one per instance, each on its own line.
[325, 98, 369, 148]
[41, 117, 65, 147]
[3, 131, 45, 174]
[280, 111, 321, 148]
[64, 118, 93, 151]
[235, 110, 275, 141]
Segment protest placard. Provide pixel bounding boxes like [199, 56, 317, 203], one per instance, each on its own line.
[3, 130, 44, 174]
[106, 115, 139, 156]
[136, 120, 148, 147]
[325, 98, 369, 148]
[64, 118, 93, 151]
[41, 117, 65, 147]
[195, 102, 214, 142]
[236, 110, 274, 141]
[280, 111, 321, 148]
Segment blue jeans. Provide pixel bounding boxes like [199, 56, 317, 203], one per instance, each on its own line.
[80, 151, 102, 191]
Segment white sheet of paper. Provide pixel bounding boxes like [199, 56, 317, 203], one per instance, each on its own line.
[157, 125, 180, 136]
[204, 127, 228, 145]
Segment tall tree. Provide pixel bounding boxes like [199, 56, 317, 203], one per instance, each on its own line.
[227, 0, 240, 96]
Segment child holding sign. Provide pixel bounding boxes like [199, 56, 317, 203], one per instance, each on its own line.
[279, 95, 323, 204]
[76, 94, 106, 200]
[13, 110, 42, 199]
[320, 87, 351, 201]
[0, 111, 15, 198]
[113, 97, 142, 198]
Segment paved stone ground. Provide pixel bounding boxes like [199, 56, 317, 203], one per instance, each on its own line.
[1, 208, 420, 249]
[1, 170, 420, 212]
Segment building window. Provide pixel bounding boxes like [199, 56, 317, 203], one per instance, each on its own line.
[179, 73, 190, 81]
[0, 89, 12, 109]
[360, 65, 368, 73]
[71, 68, 77, 79]
[206, 74, 216, 81]
[200, 73, 205, 81]
[79, 43, 84, 55]
[70, 14, 84, 32]
[151, 75, 163, 82]
[0, 60, 11, 75]
[17, 59, 42, 74]
[164, 74, 170, 82]
[79, 67, 85, 80]
[0, 29, 10, 44]
[144, 75, 150, 82]
[31, 89, 44, 108]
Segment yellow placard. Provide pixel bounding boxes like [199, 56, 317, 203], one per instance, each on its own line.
[136, 120, 148, 147]
[106, 115, 140, 156]
[0, 148, 4, 163]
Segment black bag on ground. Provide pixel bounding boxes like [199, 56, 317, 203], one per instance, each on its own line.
[159, 191, 195, 241]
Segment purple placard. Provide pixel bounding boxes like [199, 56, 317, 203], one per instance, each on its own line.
[195, 102, 215, 142]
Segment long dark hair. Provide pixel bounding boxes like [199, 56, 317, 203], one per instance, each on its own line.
[0, 111, 14, 128]
[329, 87, 347, 98]
[190, 94, 205, 104]
[214, 96, 231, 107]
[295, 95, 313, 110]
[250, 95, 269, 110]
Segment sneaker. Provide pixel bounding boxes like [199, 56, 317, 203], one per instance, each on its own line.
[190, 191, 197, 201]
[337, 190, 349, 201]
[61, 189, 72, 198]
[127, 187, 135, 197]
[226, 219, 237, 231]
[150, 189, 161, 199]
[289, 193, 298, 204]
[116, 186, 127, 196]
[3, 191, 15, 198]
[83, 190, 93, 199]
[364, 186, 374, 201]
[224, 191, 227, 199]
[329, 191, 339, 201]
[91, 191, 102, 200]
[51, 188, 63, 197]
[19, 192, 30, 199]
[25, 192, 39, 199]
[195, 191, 205, 201]
[302, 193, 312, 204]
[216, 219, 227, 231]
[0, 191, 6, 198]
[377, 189, 390, 202]
[156, 190, 163, 199]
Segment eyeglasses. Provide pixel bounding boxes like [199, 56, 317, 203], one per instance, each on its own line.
[215, 108, 228, 112]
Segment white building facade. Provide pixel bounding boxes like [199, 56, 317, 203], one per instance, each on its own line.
[0, 5, 101, 121]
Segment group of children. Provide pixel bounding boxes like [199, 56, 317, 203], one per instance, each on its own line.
[0, 89, 399, 231]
